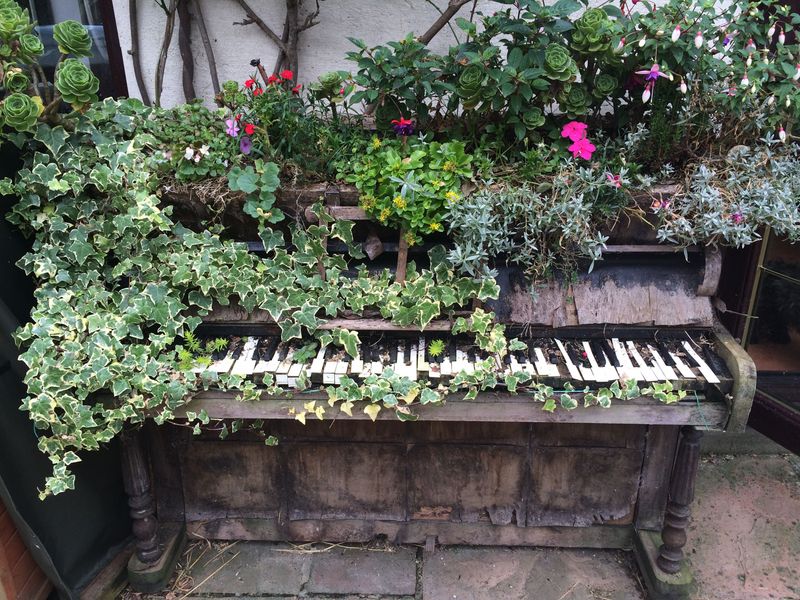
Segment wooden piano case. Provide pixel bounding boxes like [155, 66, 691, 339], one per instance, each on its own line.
[124, 186, 756, 599]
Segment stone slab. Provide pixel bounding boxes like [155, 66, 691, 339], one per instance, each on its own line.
[421, 547, 645, 600]
[687, 454, 800, 600]
[186, 543, 310, 596]
[701, 426, 790, 456]
[306, 547, 417, 596]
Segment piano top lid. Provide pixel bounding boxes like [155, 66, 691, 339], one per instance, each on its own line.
[488, 257, 714, 328]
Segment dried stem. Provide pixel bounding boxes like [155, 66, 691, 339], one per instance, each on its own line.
[128, 0, 151, 105]
[272, 19, 290, 76]
[177, 0, 196, 101]
[194, 0, 220, 95]
[155, 0, 179, 107]
[418, 0, 471, 45]
[233, 0, 287, 52]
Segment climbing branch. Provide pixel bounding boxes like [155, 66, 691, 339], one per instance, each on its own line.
[418, 0, 471, 45]
[128, 0, 151, 105]
[177, 0, 196, 101]
[155, 0, 178, 106]
[233, 0, 288, 52]
[194, 0, 220, 95]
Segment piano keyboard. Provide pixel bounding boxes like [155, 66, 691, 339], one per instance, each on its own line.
[191, 333, 731, 391]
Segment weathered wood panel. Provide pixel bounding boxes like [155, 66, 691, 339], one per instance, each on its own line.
[0, 501, 51, 600]
[533, 423, 644, 449]
[286, 443, 407, 521]
[635, 425, 680, 531]
[186, 518, 633, 549]
[181, 441, 282, 521]
[408, 445, 526, 525]
[528, 447, 644, 527]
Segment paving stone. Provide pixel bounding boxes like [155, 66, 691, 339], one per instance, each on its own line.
[186, 542, 311, 596]
[306, 547, 417, 596]
[687, 454, 800, 600]
[421, 546, 644, 600]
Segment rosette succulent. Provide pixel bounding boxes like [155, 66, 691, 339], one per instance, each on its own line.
[55, 58, 99, 108]
[521, 107, 545, 130]
[310, 71, 344, 99]
[2, 92, 41, 131]
[558, 84, 590, 117]
[592, 73, 618, 99]
[53, 19, 92, 57]
[571, 8, 613, 53]
[4, 69, 29, 94]
[544, 44, 577, 82]
[0, 6, 30, 39]
[17, 33, 44, 61]
[457, 65, 487, 109]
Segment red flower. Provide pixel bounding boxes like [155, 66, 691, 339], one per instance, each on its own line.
[280, 69, 294, 81]
[244, 123, 256, 135]
[244, 78, 256, 89]
[253, 88, 264, 96]
[267, 74, 279, 85]
[292, 84, 302, 95]
[339, 87, 345, 95]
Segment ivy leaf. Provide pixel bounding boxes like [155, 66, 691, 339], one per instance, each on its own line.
[280, 321, 302, 342]
[420, 387, 440, 404]
[259, 229, 285, 253]
[364, 403, 381, 421]
[336, 329, 360, 359]
[396, 406, 418, 421]
[560, 394, 578, 410]
[543, 396, 557, 412]
[504, 374, 519, 394]
[417, 300, 441, 329]
[67, 239, 94, 265]
[293, 302, 321, 332]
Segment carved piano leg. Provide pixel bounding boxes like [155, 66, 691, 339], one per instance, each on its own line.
[657, 426, 703, 574]
[122, 426, 186, 593]
[633, 425, 703, 600]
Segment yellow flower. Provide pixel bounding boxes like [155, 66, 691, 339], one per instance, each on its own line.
[360, 195, 376, 210]
[445, 190, 460, 203]
[371, 136, 381, 149]
[429, 222, 443, 232]
[393, 195, 406, 209]
[404, 232, 417, 246]
[430, 179, 445, 189]
[443, 160, 456, 172]
[379, 208, 391, 223]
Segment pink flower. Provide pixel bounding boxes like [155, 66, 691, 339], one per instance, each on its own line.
[569, 138, 596, 160]
[606, 173, 622, 188]
[561, 121, 589, 142]
[731, 212, 743, 224]
[225, 118, 239, 137]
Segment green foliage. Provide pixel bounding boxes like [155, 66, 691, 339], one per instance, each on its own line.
[52, 19, 93, 57]
[2, 92, 41, 131]
[339, 136, 472, 243]
[428, 339, 445, 357]
[55, 58, 100, 109]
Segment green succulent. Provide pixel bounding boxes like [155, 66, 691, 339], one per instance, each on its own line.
[457, 64, 487, 109]
[572, 8, 613, 53]
[592, 73, 618, 99]
[17, 33, 44, 61]
[2, 92, 41, 131]
[521, 107, 545, 130]
[4, 68, 29, 94]
[544, 44, 577, 82]
[55, 58, 99, 108]
[0, 7, 31, 39]
[311, 71, 344, 98]
[558, 84, 590, 117]
[53, 19, 92, 57]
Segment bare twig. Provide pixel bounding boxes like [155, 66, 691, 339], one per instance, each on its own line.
[233, 0, 287, 52]
[155, 0, 179, 106]
[272, 18, 290, 77]
[194, 0, 220, 95]
[422, 0, 460, 44]
[177, 0, 195, 101]
[128, 0, 151, 105]
[418, 0, 471, 45]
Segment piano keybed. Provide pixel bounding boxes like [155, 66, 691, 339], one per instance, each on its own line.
[195, 331, 732, 393]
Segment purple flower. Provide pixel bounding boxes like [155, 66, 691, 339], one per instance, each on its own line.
[636, 63, 668, 82]
[225, 118, 240, 137]
[240, 135, 252, 155]
[391, 117, 415, 136]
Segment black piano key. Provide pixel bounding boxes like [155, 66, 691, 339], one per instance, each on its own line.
[600, 339, 620, 367]
[570, 341, 590, 368]
[404, 339, 413, 364]
[657, 341, 676, 367]
[389, 341, 398, 364]
[264, 336, 279, 360]
[514, 350, 527, 364]
[526, 340, 536, 363]
[467, 346, 476, 363]
[590, 340, 607, 366]
[702, 346, 727, 375]
[546, 340, 559, 365]
[503, 352, 512, 366]
[449, 339, 458, 362]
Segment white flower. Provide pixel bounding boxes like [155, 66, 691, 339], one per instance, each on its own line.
[199, 144, 210, 156]
[779, 32, 786, 45]
[741, 74, 749, 87]
[746, 55, 752, 67]
[671, 26, 681, 42]
[184, 147, 194, 161]
[768, 25, 776, 38]
[638, 36, 647, 48]
[694, 32, 703, 49]
[793, 64, 800, 81]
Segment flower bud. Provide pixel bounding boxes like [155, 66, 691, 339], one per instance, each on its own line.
[680, 81, 688, 94]
[787, 97, 792, 107]
[746, 38, 756, 52]
[615, 37, 626, 53]
[642, 87, 651, 103]
[741, 74, 749, 87]
[768, 25, 776, 38]
[779, 126, 786, 142]
[694, 31, 703, 49]
[751, 83, 757, 93]
[779, 31, 786, 45]
[767, 95, 775, 106]
[656, 29, 664, 37]
[639, 36, 647, 48]
[746, 55, 752, 67]
[671, 26, 681, 42]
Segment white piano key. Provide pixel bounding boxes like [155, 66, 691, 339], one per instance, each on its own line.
[611, 338, 641, 381]
[230, 337, 259, 376]
[508, 355, 526, 375]
[681, 341, 721, 384]
[393, 342, 406, 377]
[407, 343, 418, 381]
[350, 345, 364, 377]
[208, 347, 237, 374]
[534, 347, 560, 377]
[275, 348, 296, 386]
[643, 348, 667, 381]
[668, 349, 696, 379]
[647, 345, 678, 381]
[554, 339, 582, 381]
[439, 355, 452, 377]
[287, 362, 304, 387]
[417, 337, 429, 374]
[452, 348, 467, 375]
[626, 341, 659, 382]
[259, 341, 285, 375]
[308, 346, 327, 380]
[334, 360, 349, 384]
[582, 341, 615, 382]
[322, 358, 338, 385]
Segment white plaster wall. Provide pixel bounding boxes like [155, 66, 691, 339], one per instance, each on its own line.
[112, 0, 499, 107]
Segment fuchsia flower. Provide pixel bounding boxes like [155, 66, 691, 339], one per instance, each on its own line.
[569, 138, 596, 160]
[225, 118, 240, 137]
[636, 64, 669, 103]
[391, 117, 415, 136]
[561, 121, 588, 142]
[253, 88, 263, 96]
